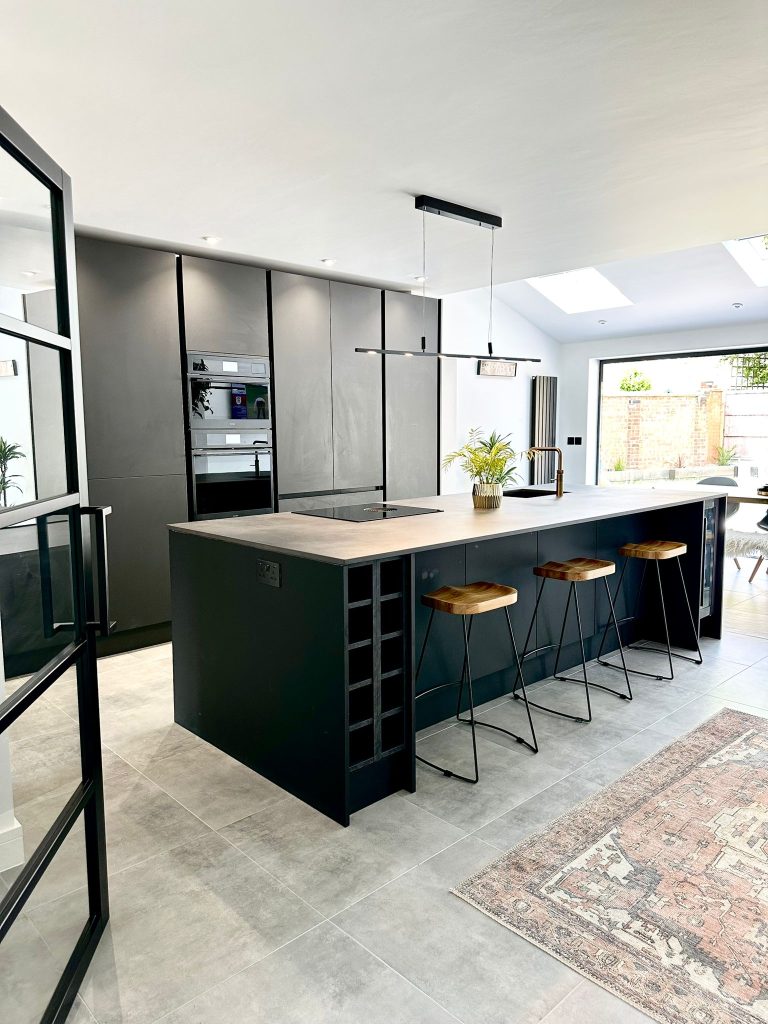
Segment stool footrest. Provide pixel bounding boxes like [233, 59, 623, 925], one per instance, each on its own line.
[627, 641, 702, 666]
[457, 713, 538, 755]
[555, 673, 632, 700]
[598, 656, 665, 681]
[415, 753, 478, 785]
[512, 692, 589, 724]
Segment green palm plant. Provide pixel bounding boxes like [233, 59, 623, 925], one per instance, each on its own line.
[0, 437, 25, 507]
[443, 428, 532, 485]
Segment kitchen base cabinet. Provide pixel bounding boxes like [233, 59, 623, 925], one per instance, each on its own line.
[89, 475, 187, 636]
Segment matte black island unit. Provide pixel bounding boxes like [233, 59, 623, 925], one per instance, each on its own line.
[168, 487, 726, 825]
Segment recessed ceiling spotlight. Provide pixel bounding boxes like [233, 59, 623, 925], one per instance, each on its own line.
[412, 275, 426, 283]
[732, 302, 744, 309]
[598, 319, 607, 325]
[526, 267, 633, 314]
[320, 258, 336, 266]
[21, 270, 39, 278]
[201, 235, 221, 245]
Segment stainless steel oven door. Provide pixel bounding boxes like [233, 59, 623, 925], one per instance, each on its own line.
[191, 447, 273, 519]
[187, 375, 271, 429]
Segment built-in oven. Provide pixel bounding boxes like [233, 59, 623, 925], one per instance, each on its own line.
[185, 352, 274, 519]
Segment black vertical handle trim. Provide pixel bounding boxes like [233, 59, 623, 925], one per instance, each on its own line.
[80, 506, 114, 636]
[37, 516, 56, 639]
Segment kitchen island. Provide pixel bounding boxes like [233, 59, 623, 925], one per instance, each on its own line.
[169, 487, 726, 824]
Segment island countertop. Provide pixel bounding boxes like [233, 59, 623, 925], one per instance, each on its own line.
[168, 486, 726, 566]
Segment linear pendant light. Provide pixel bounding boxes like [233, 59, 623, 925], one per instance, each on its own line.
[356, 195, 541, 364]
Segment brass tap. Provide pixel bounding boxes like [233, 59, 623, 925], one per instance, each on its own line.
[530, 446, 564, 498]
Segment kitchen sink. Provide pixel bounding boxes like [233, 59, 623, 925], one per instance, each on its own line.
[503, 488, 569, 498]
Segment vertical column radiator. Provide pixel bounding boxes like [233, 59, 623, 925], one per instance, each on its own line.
[530, 376, 558, 484]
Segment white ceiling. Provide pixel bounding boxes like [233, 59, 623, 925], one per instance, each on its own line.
[1, 1, 767, 295]
[495, 242, 768, 343]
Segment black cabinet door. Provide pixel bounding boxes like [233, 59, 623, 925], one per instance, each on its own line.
[384, 292, 439, 499]
[181, 256, 269, 356]
[76, 237, 184, 479]
[271, 273, 334, 496]
[89, 475, 188, 630]
[330, 282, 383, 491]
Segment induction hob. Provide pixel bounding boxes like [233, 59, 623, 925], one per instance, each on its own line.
[294, 502, 442, 523]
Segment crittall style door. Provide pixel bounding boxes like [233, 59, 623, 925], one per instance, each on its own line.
[0, 106, 110, 1022]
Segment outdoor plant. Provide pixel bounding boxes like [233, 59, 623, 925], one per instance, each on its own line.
[443, 428, 531, 486]
[612, 457, 626, 472]
[619, 369, 652, 392]
[0, 437, 25, 507]
[722, 351, 768, 388]
[715, 444, 738, 466]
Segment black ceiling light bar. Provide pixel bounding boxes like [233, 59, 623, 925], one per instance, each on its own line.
[356, 194, 540, 364]
[414, 195, 502, 230]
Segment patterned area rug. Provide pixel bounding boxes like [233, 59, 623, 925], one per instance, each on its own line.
[454, 709, 768, 1024]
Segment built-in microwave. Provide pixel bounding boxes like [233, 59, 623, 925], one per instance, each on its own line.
[185, 352, 274, 519]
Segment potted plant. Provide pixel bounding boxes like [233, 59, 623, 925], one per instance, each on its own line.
[443, 428, 531, 509]
[0, 437, 25, 508]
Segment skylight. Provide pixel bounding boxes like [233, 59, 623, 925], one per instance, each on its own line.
[525, 267, 633, 314]
[723, 235, 768, 286]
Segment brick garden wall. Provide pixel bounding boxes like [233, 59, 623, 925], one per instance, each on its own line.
[600, 391, 725, 471]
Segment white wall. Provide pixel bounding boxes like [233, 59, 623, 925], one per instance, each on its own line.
[440, 288, 561, 493]
[559, 321, 768, 485]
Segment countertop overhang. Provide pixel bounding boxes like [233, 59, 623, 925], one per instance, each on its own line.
[168, 486, 726, 566]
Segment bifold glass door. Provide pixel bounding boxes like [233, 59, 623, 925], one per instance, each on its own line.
[0, 105, 110, 1024]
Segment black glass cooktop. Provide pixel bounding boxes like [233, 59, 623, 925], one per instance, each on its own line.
[294, 502, 442, 522]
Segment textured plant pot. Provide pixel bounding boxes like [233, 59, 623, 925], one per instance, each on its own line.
[472, 483, 503, 509]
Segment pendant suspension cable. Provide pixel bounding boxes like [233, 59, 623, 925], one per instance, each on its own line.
[487, 227, 495, 357]
[421, 209, 427, 352]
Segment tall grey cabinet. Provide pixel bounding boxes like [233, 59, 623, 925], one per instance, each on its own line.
[272, 273, 383, 508]
[384, 291, 439, 499]
[76, 236, 186, 641]
[181, 256, 268, 355]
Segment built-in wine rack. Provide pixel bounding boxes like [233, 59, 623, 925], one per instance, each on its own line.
[345, 557, 407, 771]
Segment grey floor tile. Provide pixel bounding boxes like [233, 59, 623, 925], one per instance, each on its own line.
[476, 773, 604, 850]
[161, 921, 456, 1024]
[66, 996, 98, 1023]
[4, 763, 210, 908]
[8, 729, 128, 809]
[650, 694, 768, 739]
[568, 727, 673, 787]
[406, 726, 567, 831]
[220, 792, 464, 916]
[6, 695, 76, 744]
[141, 739, 288, 830]
[698, 632, 768, 665]
[540, 979, 653, 1023]
[710, 659, 768, 708]
[99, 695, 206, 770]
[335, 837, 581, 1024]
[29, 832, 321, 1024]
[0, 912, 63, 1024]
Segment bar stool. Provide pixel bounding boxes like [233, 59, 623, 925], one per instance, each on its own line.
[415, 581, 537, 784]
[512, 558, 632, 723]
[597, 540, 702, 681]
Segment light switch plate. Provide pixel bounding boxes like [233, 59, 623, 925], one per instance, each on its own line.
[255, 559, 281, 588]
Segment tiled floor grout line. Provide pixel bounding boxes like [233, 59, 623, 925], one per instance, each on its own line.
[535, 979, 588, 1023]
[326, 918, 469, 1024]
[145, 919, 329, 1024]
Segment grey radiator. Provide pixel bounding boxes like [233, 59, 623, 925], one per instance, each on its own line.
[530, 376, 558, 484]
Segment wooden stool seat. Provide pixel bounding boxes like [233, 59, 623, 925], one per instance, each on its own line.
[619, 540, 687, 560]
[533, 557, 615, 582]
[422, 581, 518, 616]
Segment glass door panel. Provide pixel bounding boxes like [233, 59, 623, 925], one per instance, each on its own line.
[0, 142, 59, 333]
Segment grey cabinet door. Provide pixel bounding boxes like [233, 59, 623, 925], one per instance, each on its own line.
[384, 292, 439, 499]
[329, 281, 383, 490]
[272, 273, 334, 496]
[89, 475, 188, 630]
[181, 256, 269, 356]
[76, 237, 184, 479]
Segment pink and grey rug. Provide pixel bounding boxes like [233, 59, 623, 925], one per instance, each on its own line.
[454, 709, 768, 1024]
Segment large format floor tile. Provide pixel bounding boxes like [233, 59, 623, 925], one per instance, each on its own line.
[539, 979, 653, 1024]
[335, 837, 582, 1024]
[28, 832, 321, 1024]
[220, 792, 464, 916]
[140, 740, 288, 830]
[161, 922, 456, 1024]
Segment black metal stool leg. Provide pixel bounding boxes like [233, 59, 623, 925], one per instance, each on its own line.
[414, 608, 435, 684]
[457, 608, 539, 754]
[676, 556, 704, 665]
[415, 612, 479, 784]
[584, 577, 633, 701]
[600, 557, 668, 682]
[514, 579, 592, 724]
[511, 577, 546, 696]
[656, 560, 675, 679]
